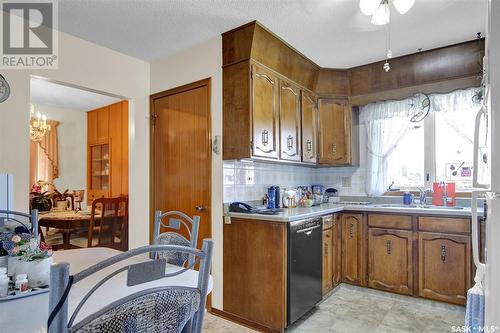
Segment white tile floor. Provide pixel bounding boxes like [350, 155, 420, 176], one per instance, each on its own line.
[204, 284, 466, 333]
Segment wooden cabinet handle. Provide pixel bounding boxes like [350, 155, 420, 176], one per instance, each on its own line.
[349, 223, 354, 238]
[386, 240, 392, 255]
[287, 135, 293, 150]
[306, 139, 313, 154]
[262, 129, 269, 146]
[283, 135, 297, 157]
[324, 242, 328, 256]
[255, 72, 275, 85]
[441, 245, 447, 262]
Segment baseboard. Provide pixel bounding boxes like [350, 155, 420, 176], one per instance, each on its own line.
[209, 308, 282, 333]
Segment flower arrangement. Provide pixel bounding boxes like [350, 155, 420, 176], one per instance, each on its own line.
[0, 232, 52, 261]
[30, 180, 52, 194]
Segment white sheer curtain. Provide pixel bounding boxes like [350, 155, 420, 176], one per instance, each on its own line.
[361, 99, 412, 196]
[361, 87, 481, 197]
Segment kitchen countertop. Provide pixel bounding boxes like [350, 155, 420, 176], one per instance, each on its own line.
[225, 203, 483, 222]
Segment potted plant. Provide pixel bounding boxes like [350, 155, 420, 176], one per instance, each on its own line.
[0, 232, 53, 288]
[29, 191, 53, 212]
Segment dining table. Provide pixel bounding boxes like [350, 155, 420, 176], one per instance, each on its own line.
[0, 247, 213, 333]
[38, 210, 94, 250]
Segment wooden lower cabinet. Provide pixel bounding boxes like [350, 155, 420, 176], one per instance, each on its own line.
[332, 214, 342, 287]
[341, 213, 365, 286]
[223, 218, 287, 332]
[322, 227, 333, 294]
[368, 228, 413, 295]
[418, 232, 471, 305]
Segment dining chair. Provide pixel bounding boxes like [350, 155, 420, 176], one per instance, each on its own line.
[0, 209, 39, 238]
[48, 239, 213, 333]
[153, 210, 200, 266]
[70, 197, 128, 250]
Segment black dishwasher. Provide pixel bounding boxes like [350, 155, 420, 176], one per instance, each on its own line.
[287, 217, 323, 326]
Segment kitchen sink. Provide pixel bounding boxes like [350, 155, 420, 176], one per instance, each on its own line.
[374, 204, 465, 210]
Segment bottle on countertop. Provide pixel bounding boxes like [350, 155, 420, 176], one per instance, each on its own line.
[267, 186, 276, 209]
[275, 186, 281, 208]
[0, 267, 9, 297]
[15, 274, 28, 294]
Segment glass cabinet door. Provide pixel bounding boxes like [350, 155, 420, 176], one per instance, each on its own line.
[90, 143, 110, 191]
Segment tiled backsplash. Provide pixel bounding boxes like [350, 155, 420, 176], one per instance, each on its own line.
[223, 160, 366, 203]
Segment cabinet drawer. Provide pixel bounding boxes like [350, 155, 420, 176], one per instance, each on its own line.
[418, 217, 470, 234]
[368, 214, 412, 230]
[323, 215, 333, 230]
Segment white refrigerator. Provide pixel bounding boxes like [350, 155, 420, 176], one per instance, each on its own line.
[472, 0, 500, 327]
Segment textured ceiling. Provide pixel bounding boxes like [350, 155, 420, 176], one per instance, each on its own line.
[58, 0, 487, 68]
[30, 78, 122, 112]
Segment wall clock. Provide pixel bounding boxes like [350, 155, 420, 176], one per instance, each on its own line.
[0, 74, 11, 103]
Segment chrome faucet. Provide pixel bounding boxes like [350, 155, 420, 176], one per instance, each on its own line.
[439, 181, 449, 206]
[418, 188, 432, 206]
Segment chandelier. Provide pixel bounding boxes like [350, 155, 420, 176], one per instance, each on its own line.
[360, 0, 415, 25]
[30, 104, 51, 141]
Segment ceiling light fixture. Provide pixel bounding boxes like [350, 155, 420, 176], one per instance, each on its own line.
[360, 0, 415, 25]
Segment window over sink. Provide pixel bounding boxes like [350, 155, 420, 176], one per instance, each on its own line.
[361, 88, 481, 196]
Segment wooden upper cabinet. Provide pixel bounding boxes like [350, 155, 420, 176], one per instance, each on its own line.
[279, 80, 301, 161]
[318, 99, 352, 165]
[418, 232, 471, 305]
[341, 213, 365, 286]
[252, 64, 279, 159]
[368, 228, 413, 295]
[301, 92, 317, 163]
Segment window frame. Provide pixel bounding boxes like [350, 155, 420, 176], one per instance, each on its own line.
[386, 112, 474, 194]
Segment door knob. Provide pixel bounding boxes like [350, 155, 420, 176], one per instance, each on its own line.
[195, 206, 206, 212]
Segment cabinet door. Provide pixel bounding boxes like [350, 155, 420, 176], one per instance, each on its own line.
[252, 65, 279, 159]
[342, 213, 364, 285]
[418, 232, 471, 305]
[301, 92, 317, 163]
[318, 99, 351, 164]
[223, 218, 287, 332]
[279, 80, 301, 161]
[368, 228, 413, 295]
[332, 214, 342, 287]
[322, 228, 333, 294]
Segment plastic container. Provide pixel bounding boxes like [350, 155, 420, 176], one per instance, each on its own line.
[403, 191, 414, 205]
[15, 274, 28, 294]
[0, 267, 8, 297]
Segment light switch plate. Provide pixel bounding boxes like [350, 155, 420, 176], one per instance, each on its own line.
[224, 216, 231, 224]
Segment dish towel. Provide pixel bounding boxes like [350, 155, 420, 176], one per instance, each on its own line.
[465, 265, 485, 333]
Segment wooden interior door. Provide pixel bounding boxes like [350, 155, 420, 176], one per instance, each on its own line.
[341, 213, 364, 286]
[318, 99, 350, 164]
[301, 92, 317, 163]
[151, 79, 211, 250]
[251, 64, 279, 159]
[368, 228, 413, 295]
[279, 80, 301, 161]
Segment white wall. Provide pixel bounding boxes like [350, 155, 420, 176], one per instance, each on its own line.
[0, 31, 150, 249]
[33, 104, 87, 200]
[150, 36, 224, 309]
